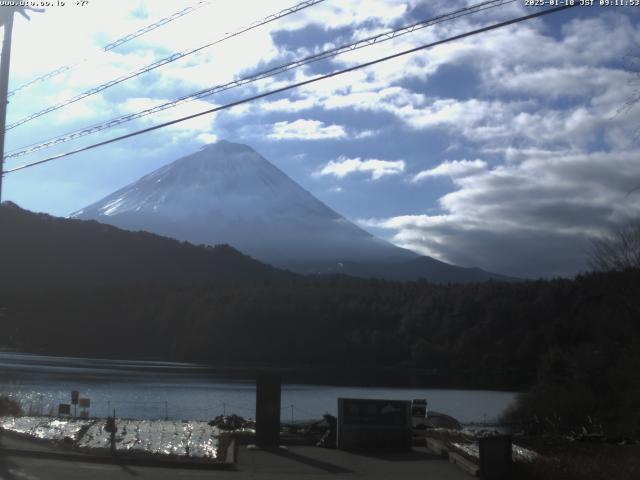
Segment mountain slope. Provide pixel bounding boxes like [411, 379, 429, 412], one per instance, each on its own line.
[329, 256, 516, 283]
[0, 201, 290, 289]
[72, 141, 414, 266]
[71, 140, 511, 283]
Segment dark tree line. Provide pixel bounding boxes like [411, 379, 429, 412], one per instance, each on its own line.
[2, 268, 639, 436]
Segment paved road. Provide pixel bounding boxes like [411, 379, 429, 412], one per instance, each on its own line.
[0, 433, 470, 479]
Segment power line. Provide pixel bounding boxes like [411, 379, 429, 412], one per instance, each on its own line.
[5, 0, 511, 159]
[7, 1, 213, 98]
[101, 1, 211, 52]
[3, 4, 578, 175]
[5, 0, 326, 131]
[4, 0, 515, 161]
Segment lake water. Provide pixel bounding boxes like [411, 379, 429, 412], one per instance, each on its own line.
[0, 352, 516, 424]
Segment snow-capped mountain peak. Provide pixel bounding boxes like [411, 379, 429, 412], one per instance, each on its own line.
[71, 140, 415, 267]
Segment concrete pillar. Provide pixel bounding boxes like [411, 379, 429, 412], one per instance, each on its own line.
[479, 435, 512, 480]
[255, 373, 281, 447]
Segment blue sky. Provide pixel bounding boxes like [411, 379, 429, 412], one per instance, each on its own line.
[3, 0, 640, 278]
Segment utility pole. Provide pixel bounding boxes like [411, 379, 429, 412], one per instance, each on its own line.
[0, 7, 41, 202]
[0, 10, 14, 203]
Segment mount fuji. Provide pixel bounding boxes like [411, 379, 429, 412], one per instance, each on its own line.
[71, 141, 510, 282]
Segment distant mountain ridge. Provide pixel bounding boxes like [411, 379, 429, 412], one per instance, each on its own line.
[71, 140, 513, 283]
[0, 201, 289, 289]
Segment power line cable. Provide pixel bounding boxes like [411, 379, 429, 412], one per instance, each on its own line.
[5, 0, 326, 131]
[8, 1, 213, 98]
[3, 4, 578, 175]
[4, 0, 515, 161]
[101, 1, 211, 52]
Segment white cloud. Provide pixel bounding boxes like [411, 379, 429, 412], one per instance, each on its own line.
[113, 97, 218, 146]
[354, 129, 378, 139]
[245, 11, 640, 154]
[273, 0, 417, 31]
[412, 159, 487, 182]
[373, 149, 640, 278]
[268, 119, 346, 140]
[319, 155, 405, 180]
[196, 133, 218, 144]
[5, 0, 286, 144]
[260, 98, 318, 113]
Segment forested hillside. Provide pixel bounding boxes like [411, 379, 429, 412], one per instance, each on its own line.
[2, 269, 638, 391]
[0, 202, 290, 288]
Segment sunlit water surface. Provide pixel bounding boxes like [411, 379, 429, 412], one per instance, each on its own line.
[0, 352, 516, 423]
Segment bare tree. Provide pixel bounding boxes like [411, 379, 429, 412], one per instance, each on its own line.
[589, 220, 640, 272]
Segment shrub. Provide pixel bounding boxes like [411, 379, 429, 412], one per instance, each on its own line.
[501, 347, 640, 439]
[0, 396, 22, 416]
